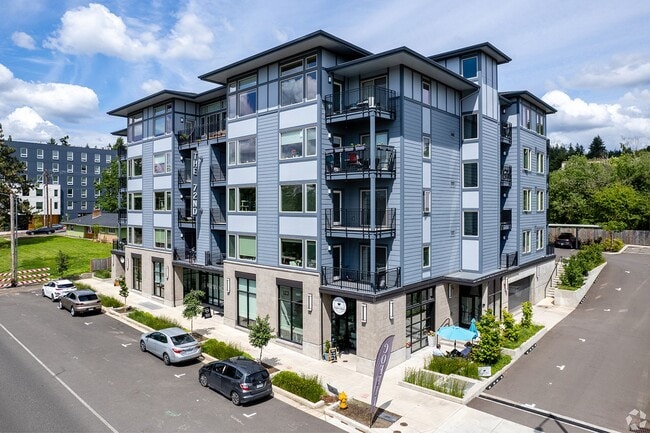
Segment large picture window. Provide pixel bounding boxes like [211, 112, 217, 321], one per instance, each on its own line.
[154, 228, 171, 249]
[280, 239, 317, 269]
[462, 57, 478, 79]
[279, 285, 303, 344]
[153, 260, 164, 297]
[132, 256, 142, 291]
[153, 152, 171, 174]
[227, 187, 256, 213]
[228, 137, 256, 165]
[228, 75, 257, 118]
[154, 191, 172, 211]
[229, 234, 257, 261]
[280, 183, 316, 213]
[129, 192, 142, 211]
[128, 157, 142, 177]
[280, 55, 317, 107]
[280, 127, 316, 159]
[237, 277, 256, 328]
[153, 103, 172, 136]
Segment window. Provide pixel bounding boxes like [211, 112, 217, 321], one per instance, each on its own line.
[280, 55, 317, 106]
[20, 148, 27, 157]
[153, 152, 171, 174]
[280, 127, 316, 159]
[523, 148, 532, 171]
[37, 161, 43, 172]
[536, 112, 545, 135]
[129, 192, 143, 210]
[67, 176, 74, 185]
[422, 190, 431, 214]
[36, 201, 43, 210]
[523, 106, 531, 129]
[128, 112, 143, 142]
[53, 189, 58, 197]
[278, 285, 303, 344]
[537, 190, 545, 212]
[81, 176, 87, 186]
[81, 189, 87, 198]
[462, 114, 478, 140]
[462, 57, 478, 79]
[153, 260, 164, 297]
[228, 75, 257, 118]
[229, 234, 257, 261]
[522, 230, 532, 254]
[237, 277, 256, 328]
[423, 136, 430, 158]
[81, 164, 87, 174]
[132, 257, 142, 291]
[52, 150, 59, 160]
[422, 245, 430, 268]
[105, 155, 111, 163]
[281, 239, 302, 266]
[67, 151, 73, 161]
[67, 188, 74, 198]
[153, 103, 172, 136]
[537, 152, 545, 173]
[422, 80, 431, 104]
[67, 201, 74, 210]
[228, 187, 256, 212]
[154, 191, 172, 211]
[37, 149, 44, 159]
[280, 184, 301, 212]
[154, 228, 172, 249]
[81, 201, 87, 210]
[94, 166, 101, 175]
[463, 162, 478, 188]
[36, 188, 43, 197]
[536, 229, 545, 250]
[129, 157, 143, 177]
[67, 163, 74, 173]
[523, 189, 532, 212]
[94, 154, 101, 163]
[129, 226, 143, 245]
[52, 175, 59, 184]
[463, 211, 479, 236]
[81, 152, 87, 162]
[52, 163, 59, 172]
[228, 137, 256, 165]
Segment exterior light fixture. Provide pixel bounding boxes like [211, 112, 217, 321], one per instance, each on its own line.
[226, 278, 231, 295]
[388, 300, 394, 320]
[307, 293, 313, 312]
[361, 303, 367, 323]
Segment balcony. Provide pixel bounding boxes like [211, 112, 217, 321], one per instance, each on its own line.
[325, 145, 396, 179]
[325, 208, 396, 239]
[118, 176, 127, 193]
[178, 169, 191, 188]
[117, 208, 127, 224]
[210, 164, 226, 186]
[112, 239, 125, 252]
[324, 86, 396, 123]
[178, 208, 195, 227]
[500, 209, 512, 231]
[500, 122, 512, 146]
[205, 251, 226, 267]
[501, 165, 512, 188]
[321, 266, 401, 294]
[177, 120, 226, 147]
[500, 252, 518, 269]
[210, 208, 226, 228]
[117, 145, 127, 161]
[174, 247, 196, 264]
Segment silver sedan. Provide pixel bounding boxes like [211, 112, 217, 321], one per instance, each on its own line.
[139, 327, 202, 365]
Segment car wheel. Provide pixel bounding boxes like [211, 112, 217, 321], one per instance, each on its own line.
[58, 301, 63, 310]
[42, 289, 46, 297]
[70, 306, 75, 316]
[230, 391, 241, 406]
[51, 294, 56, 302]
[139, 340, 147, 352]
[163, 353, 171, 366]
[199, 374, 208, 387]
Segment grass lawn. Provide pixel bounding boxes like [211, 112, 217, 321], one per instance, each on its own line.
[0, 236, 112, 277]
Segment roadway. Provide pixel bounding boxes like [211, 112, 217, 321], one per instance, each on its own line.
[470, 247, 650, 432]
[0, 286, 341, 433]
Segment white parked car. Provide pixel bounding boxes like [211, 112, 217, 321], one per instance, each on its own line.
[42, 279, 77, 301]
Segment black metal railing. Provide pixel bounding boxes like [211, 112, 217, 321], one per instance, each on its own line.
[205, 251, 226, 266]
[178, 208, 195, 226]
[210, 208, 226, 226]
[117, 208, 127, 224]
[324, 145, 396, 178]
[500, 252, 518, 269]
[500, 122, 512, 145]
[174, 247, 196, 263]
[546, 243, 555, 256]
[177, 119, 227, 145]
[178, 169, 191, 186]
[112, 239, 125, 251]
[117, 146, 127, 160]
[501, 165, 512, 187]
[500, 209, 512, 231]
[210, 164, 226, 184]
[321, 266, 401, 293]
[325, 208, 396, 237]
[324, 86, 396, 120]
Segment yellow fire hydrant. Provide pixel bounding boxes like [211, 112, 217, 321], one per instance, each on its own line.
[338, 391, 348, 410]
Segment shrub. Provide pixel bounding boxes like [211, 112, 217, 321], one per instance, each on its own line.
[520, 301, 533, 328]
[472, 310, 502, 365]
[602, 238, 624, 252]
[127, 309, 181, 330]
[560, 256, 585, 289]
[271, 371, 326, 403]
[425, 356, 479, 379]
[501, 309, 518, 342]
[501, 324, 544, 349]
[403, 368, 465, 398]
[94, 269, 111, 279]
[201, 339, 252, 360]
[98, 294, 124, 308]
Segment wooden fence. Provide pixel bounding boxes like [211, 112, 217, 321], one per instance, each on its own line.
[0, 268, 50, 288]
[549, 228, 650, 246]
[91, 258, 110, 271]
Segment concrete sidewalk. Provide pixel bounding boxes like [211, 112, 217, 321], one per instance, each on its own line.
[77, 277, 573, 433]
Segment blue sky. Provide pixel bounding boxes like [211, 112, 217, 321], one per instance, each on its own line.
[1, 0, 649, 150]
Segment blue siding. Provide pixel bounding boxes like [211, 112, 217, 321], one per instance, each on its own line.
[256, 112, 279, 266]
[480, 117, 499, 272]
[141, 141, 154, 247]
[195, 144, 212, 263]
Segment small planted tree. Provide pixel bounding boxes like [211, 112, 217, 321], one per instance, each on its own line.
[56, 250, 70, 277]
[182, 289, 204, 333]
[472, 310, 502, 365]
[248, 314, 275, 363]
[520, 301, 533, 328]
[118, 275, 129, 306]
[501, 309, 518, 342]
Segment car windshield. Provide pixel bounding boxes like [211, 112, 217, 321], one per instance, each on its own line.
[78, 294, 98, 301]
[171, 334, 195, 345]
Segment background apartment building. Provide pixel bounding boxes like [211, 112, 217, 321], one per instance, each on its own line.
[10, 140, 116, 225]
[110, 31, 555, 374]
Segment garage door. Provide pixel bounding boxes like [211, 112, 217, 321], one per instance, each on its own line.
[508, 276, 531, 311]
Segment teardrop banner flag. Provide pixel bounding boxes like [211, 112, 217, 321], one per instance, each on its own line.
[370, 335, 395, 423]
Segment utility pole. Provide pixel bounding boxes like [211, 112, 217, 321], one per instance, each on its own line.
[43, 169, 50, 227]
[10, 192, 17, 287]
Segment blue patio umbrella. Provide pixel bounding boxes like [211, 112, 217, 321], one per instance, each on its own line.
[469, 318, 479, 338]
[436, 325, 477, 349]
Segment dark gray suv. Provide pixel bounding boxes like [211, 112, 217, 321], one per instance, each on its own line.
[198, 357, 272, 405]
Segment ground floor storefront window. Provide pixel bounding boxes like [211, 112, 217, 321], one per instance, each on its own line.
[132, 256, 142, 291]
[153, 260, 164, 298]
[237, 277, 256, 328]
[406, 288, 435, 352]
[487, 280, 502, 320]
[183, 269, 224, 307]
[278, 285, 303, 344]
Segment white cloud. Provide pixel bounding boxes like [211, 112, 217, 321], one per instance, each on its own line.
[2, 107, 63, 142]
[573, 54, 650, 88]
[141, 79, 164, 94]
[11, 32, 36, 50]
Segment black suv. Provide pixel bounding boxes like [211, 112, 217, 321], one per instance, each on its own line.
[198, 357, 272, 405]
[554, 232, 577, 249]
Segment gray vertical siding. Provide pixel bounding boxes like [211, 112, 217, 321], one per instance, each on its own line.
[256, 112, 279, 266]
[480, 116, 499, 271]
[195, 144, 212, 262]
[141, 140, 154, 247]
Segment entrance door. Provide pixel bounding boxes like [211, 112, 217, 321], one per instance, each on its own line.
[332, 190, 342, 226]
[331, 297, 356, 353]
[332, 245, 341, 280]
[333, 81, 343, 113]
[459, 285, 481, 327]
[360, 189, 387, 226]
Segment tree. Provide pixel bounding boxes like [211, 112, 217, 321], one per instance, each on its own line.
[94, 138, 125, 212]
[49, 137, 56, 145]
[587, 135, 607, 159]
[248, 315, 275, 363]
[0, 123, 33, 230]
[471, 310, 502, 365]
[182, 289, 204, 333]
[59, 135, 70, 146]
[56, 250, 70, 277]
[118, 275, 129, 306]
[592, 183, 644, 230]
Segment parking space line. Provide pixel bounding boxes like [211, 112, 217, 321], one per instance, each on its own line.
[0, 323, 119, 433]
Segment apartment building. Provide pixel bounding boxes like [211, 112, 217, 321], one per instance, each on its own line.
[10, 140, 116, 224]
[109, 31, 555, 374]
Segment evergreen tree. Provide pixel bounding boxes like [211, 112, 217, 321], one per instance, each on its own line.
[587, 135, 607, 159]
